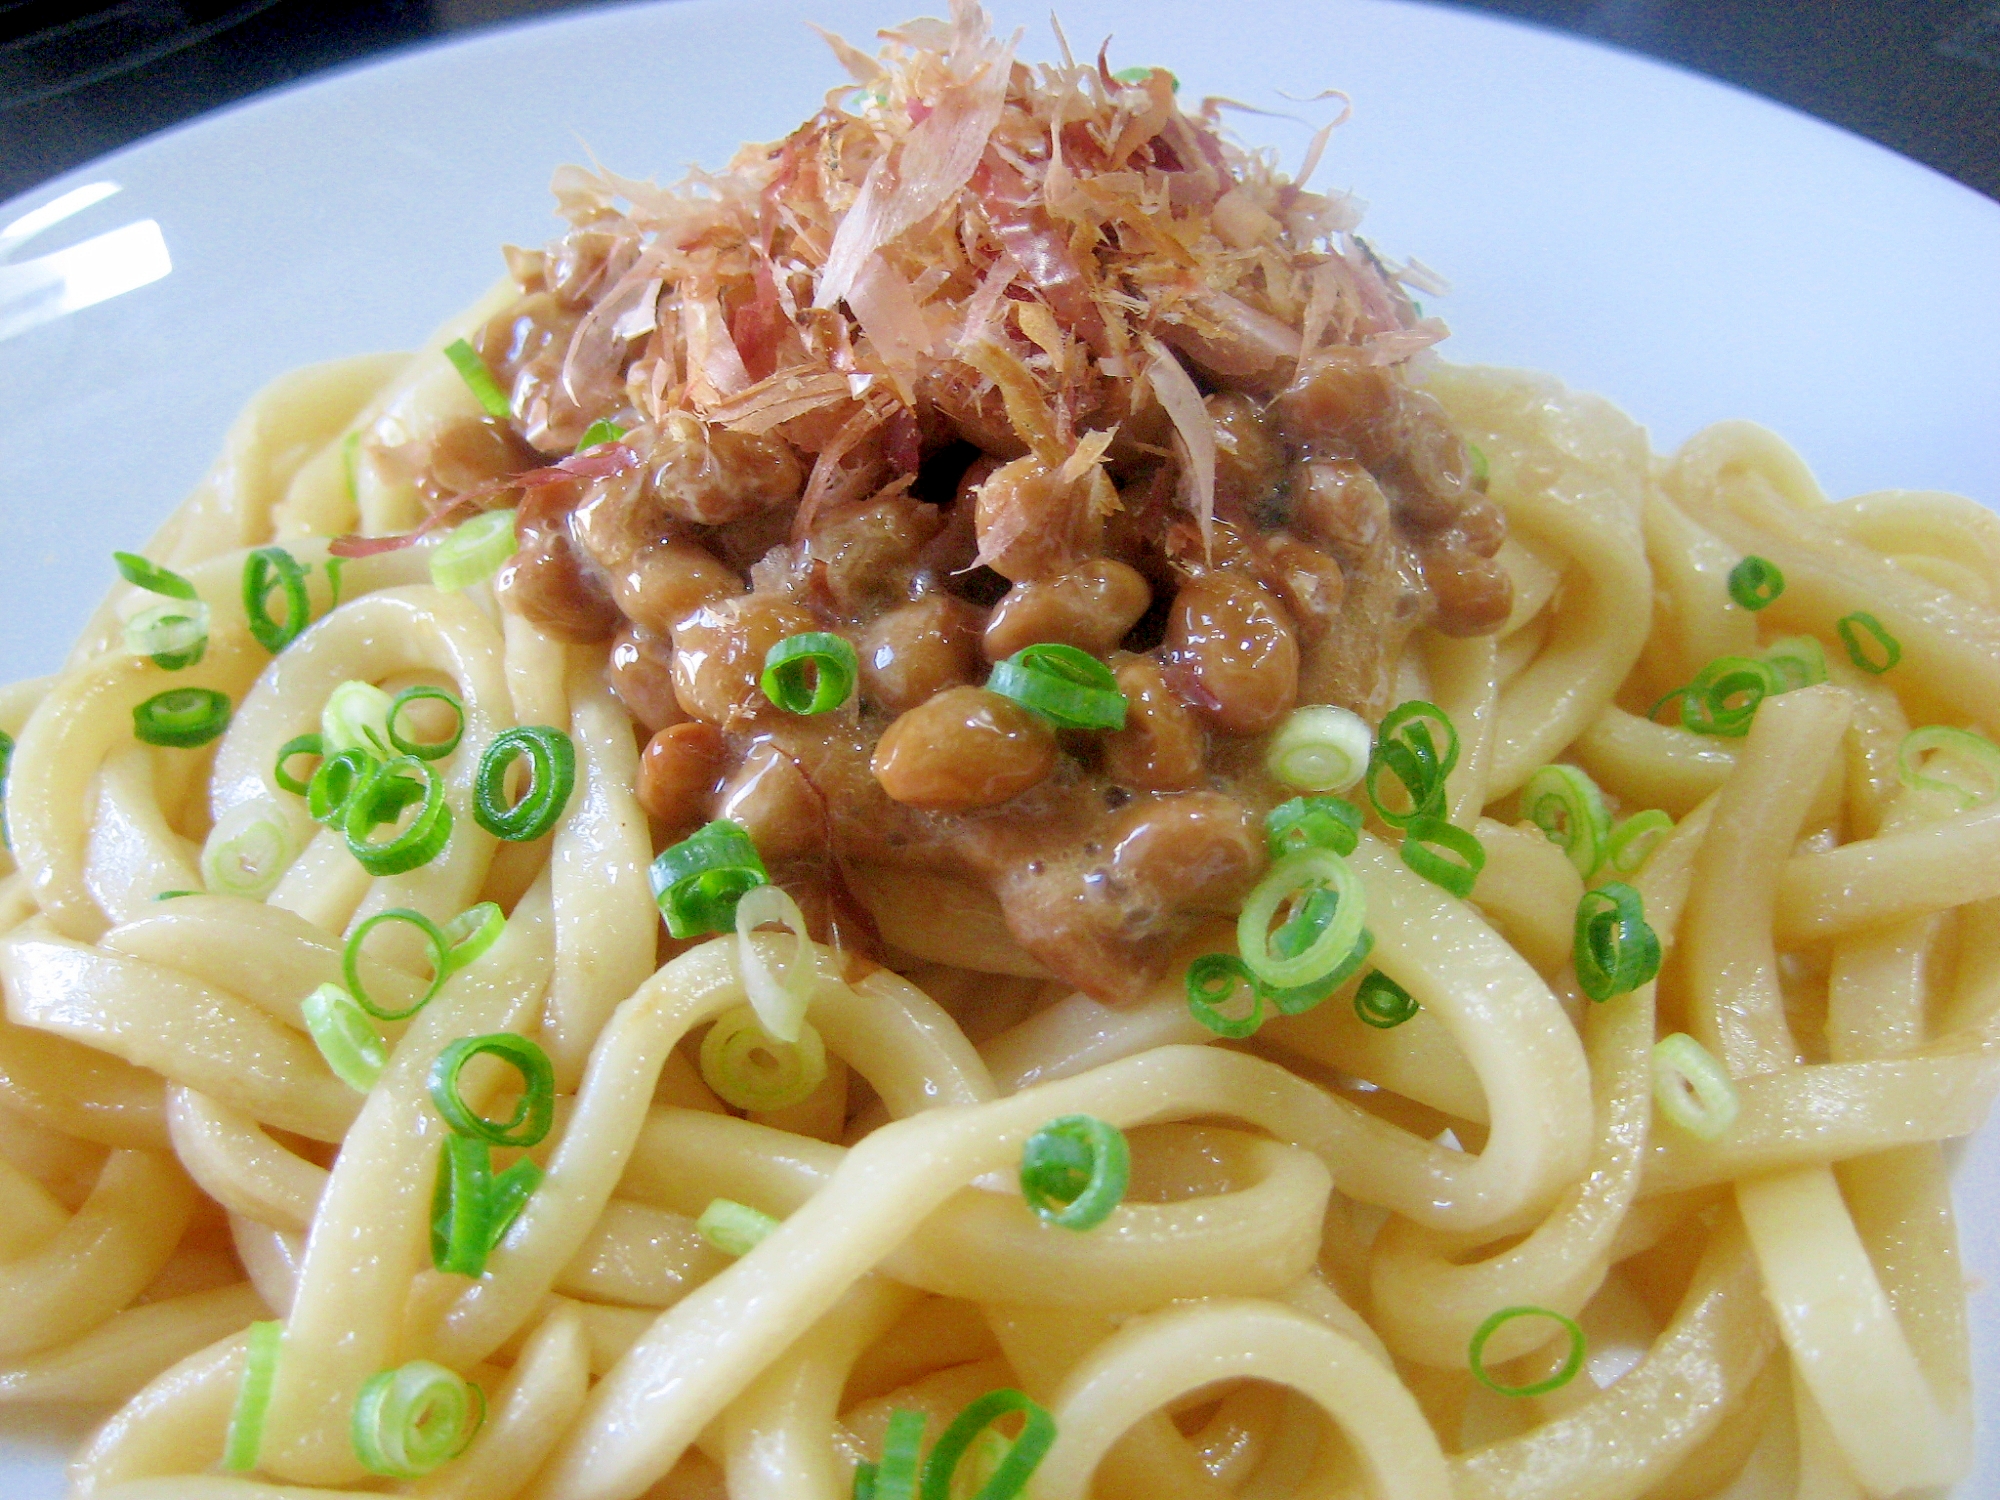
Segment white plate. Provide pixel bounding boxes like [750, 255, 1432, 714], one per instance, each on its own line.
[2, 1, 1997, 1493]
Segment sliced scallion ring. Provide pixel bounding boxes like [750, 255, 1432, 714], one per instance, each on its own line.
[1896, 725, 2000, 810]
[760, 632, 859, 715]
[344, 755, 452, 875]
[1019, 1115, 1129, 1232]
[274, 733, 325, 797]
[1264, 704, 1371, 792]
[1237, 847, 1366, 992]
[114, 550, 197, 601]
[429, 509, 518, 593]
[651, 819, 768, 938]
[307, 745, 380, 826]
[386, 686, 465, 761]
[1760, 635, 1827, 693]
[1400, 816, 1485, 898]
[1678, 655, 1773, 738]
[1726, 555, 1784, 611]
[472, 726, 575, 840]
[696, 1197, 779, 1256]
[919, 1389, 1057, 1500]
[440, 902, 506, 974]
[1573, 882, 1661, 1002]
[1184, 953, 1264, 1038]
[700, 1004, 828, 1112]
[575, 418, 626, 452]
[1836, 611, 1900, 674]
[243, 547, 312, 654]
[1651, 1032, 1739, 1140]
[302, 983, 387, 1093]
[124, 599, 209, 670]
[430, 1134, 541, 1278]
[428, 1032, 555, 1148]
[222, 1319, 285, 1472]
[1520, 764, 1610, 877]
[1605, 809, 1674, 876]
[1354, 969, 1418, 1028]
[985, 643, 1127, 730]
[199, 798, 299, 900]
[351, 1359, 485, 1477]
[0, 729, 14, 851]
[1364, 700, 1458, 829]
[323, 680, 393, 756]
[856, 1407, 927, 1500]
[1468, 1306, 1586, 1398]
[134, 687, 231, 748]
[1265, 795, 1362, 860]
[443, 338, 513, 420]
[343, 907, 451, 1021]
[735, 883, 817, 1044]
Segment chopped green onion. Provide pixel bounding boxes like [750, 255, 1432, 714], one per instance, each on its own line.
[343, 907, 452, 1021]
[342, 431, 362, 505]
[154, 889, 198, 901]
[0, 729, 12, 850]
[323, 680, 392, 756]
[1111, 65, 1178, 90]
[352, 1358, 485, 1477]
[1185, 952, 1265, 1038]
[651, 819, 768, 938]
[1605, 809, 1673, 875]
[273, 733, 325, 797]
[326, 557, 346, 609]
[855, 1408, 926, 1500]
[1265, 795, 1362, 859]
[302, 983, 386, 1092]
[307, 745, 380, 826]
[443, 338, 512, 420]
[1651, 1033, 1738, 1140]
[761, 632, 860, 715]
[134, 687, 231, 748]
[576, 418, 626, 452]
[1573, 882, 1661, 1001]
[1726, 556, 1785, 611]
[1836, 612, 1900, 674]
[1364, 700, 1458, 829]
[430, 509, 518, 593]
[700, 1004, 828, 1112]
[696, 1197, 779, 1256]
[920, 1389, 1056, 1500]
[1019, 1115, 1129, 1231]
[1678, 655, 1773, 738]
[124, 599, 209, 670]
[1468, 442, 1490, 489]
[472, 726, 575, 841]
[985, 643, 1127, 730]
[441, 902, 506, 973]
[1265, 704, 1371, 792]
[1759, 634, 1827, 693]
[1237, 847, 1366, 991]
[1264, 927, 1374, 1016]
[1354, 970, 1418, 1028]
[1400, 816, 1484, 898]
[1897, 725, 2000, 810]
[735, 882, 818, 1044]
[386, 686, 464, 761]
[1520, 764, 1610, 876]
[199, 799, 299, 899]
[430, 1134, 542, 1279]
[428, 1032, 555, 1148]
[243, 548, 312, 655]
[1468, 1306, 1586, 1397]
[222, 1319, 284, 1471]
[345, 755, 453, 875]
[114, 551, 197, 601]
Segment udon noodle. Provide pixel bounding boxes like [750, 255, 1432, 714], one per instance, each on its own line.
[3, 8, 1999, 1500]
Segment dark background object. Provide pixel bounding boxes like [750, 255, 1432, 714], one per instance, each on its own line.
[4, 0, 1999, 205]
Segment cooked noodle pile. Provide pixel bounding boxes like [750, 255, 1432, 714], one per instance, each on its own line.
[3, 7, 1998, 1500]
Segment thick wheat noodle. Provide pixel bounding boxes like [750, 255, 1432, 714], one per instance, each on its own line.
[3, 326, 1998, 1500]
